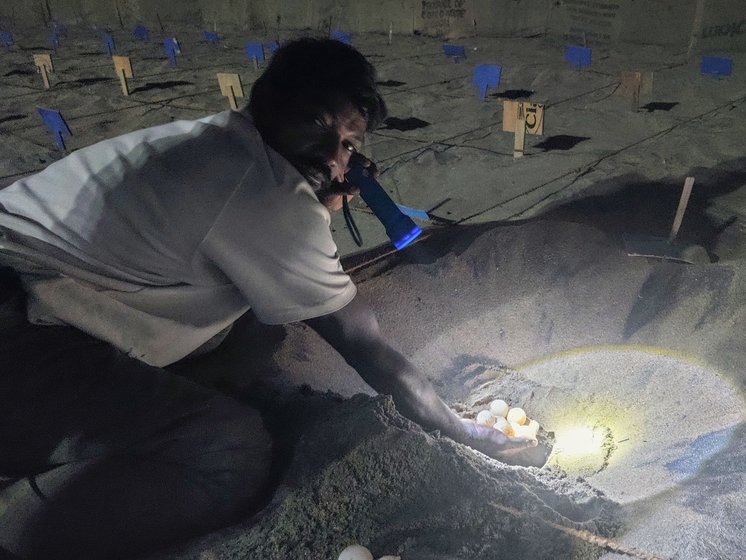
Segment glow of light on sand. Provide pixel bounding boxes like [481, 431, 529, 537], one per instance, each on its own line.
[554, 425, 605, 458]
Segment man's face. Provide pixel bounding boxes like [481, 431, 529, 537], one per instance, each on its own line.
[321, 110, 367, 212]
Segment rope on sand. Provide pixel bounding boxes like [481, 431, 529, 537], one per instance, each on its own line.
[492, 502, 666, 560]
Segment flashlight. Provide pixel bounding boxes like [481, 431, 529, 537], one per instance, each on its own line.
[345, 164, 422, 250]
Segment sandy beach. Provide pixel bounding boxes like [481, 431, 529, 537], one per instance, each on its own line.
[2, 19, 745, 560]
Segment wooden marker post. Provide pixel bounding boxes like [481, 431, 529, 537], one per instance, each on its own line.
[514, 104, 526, 158]
[216, 72, 244, 110]
[33, 54, 54, 89]
[669, 177, 695, 243]
[112, 55, 133, 96]
[502, 100, 545, 159]
[619, 71, 653, 112]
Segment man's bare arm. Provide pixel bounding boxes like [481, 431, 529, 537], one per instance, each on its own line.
[304, 294, 535, 459]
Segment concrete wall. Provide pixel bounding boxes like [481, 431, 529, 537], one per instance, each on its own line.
[0, 0, 743, 51]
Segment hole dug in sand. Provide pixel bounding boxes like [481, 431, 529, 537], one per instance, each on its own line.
[463, 346, 744, 504]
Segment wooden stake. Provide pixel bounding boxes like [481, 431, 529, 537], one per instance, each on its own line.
[33, 54, 53, 89]
[112, 55, 133, 96]
[619, 71, 653, 112]
[217, 72, 244, 110]
[227, 85, 238, 110]
[669, 177, 695, 242]
[39, 64, 50, 89]
[119, 68, 129, 95]
[513, 104, 526, 159]
[688, 0, 706, 59]
[631, 72, 641, 112]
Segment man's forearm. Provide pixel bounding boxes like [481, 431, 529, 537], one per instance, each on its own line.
[305, 296, 466, 442]
[305, 297, 536, 462]
[348, 341, 466, 443]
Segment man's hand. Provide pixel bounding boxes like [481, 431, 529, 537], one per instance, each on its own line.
[347, 151, 378, 179]
[458, 418, 537, 461]
[319, 153, 378, 212]
[305, 295, 540, 465]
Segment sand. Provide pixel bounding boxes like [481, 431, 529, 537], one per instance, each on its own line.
[2, 22, 746, 560]
[150, 393, 621, 560]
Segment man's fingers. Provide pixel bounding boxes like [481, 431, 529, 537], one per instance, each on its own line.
[349, 152, 379, 178]
[496, 435, 538, 453]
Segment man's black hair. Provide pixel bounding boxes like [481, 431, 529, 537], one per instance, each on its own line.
[247, 38, 387, 188]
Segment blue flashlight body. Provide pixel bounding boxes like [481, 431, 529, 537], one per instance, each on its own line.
[345, 165, 423, 250]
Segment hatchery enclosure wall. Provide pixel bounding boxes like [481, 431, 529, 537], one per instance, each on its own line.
[2, 0, 745, 51]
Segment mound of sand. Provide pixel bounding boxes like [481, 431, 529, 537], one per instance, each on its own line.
[151, 394, 621, 560]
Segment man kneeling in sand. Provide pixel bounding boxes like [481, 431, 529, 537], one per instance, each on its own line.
[0, 38, 534, 559]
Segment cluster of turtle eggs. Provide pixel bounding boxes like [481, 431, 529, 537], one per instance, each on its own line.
[338, 544, 398, 560]
[475, 399, 540, 439]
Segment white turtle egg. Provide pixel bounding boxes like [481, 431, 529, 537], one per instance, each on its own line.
[493, 416, 511, 434]
[507, 407, 527, 425]
[489, 399, 509, 418]
[513, 425, 537, 440]
[476, 410, 496, 427]
[527, 419, 540, 436]
[338, 544, 374, 560]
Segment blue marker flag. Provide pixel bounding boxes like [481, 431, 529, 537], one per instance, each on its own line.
[37, 107, 72, 151]
[103, 33, 115, 55]
[245, 41, 264, 63]
[265, 41, 279, 58]
[48, 32, 60, 53]
[472, 64, 502, 101]
[51, 21, 67, 37]
[163, 38, 178, 66]
[701, 56, 733, 77]
[565, 45, 592, 69]
[442, 44, 466, 63]
[203, 31, 219, 44]
[0, 31, 14, 47]
[331, 30, 351, 45]
[133, 24, 150, 42]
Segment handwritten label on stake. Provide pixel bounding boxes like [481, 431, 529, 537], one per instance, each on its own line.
[37, 107, 72, 151]
[503, 101, 545, 159]
[503, 100, 545, 135]
[216, 73, 244, 110]
[113, 55, 133, 96]
[33, 54, 54, 90]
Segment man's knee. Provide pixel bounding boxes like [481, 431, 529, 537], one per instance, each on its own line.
[164, 395, 274, 518]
